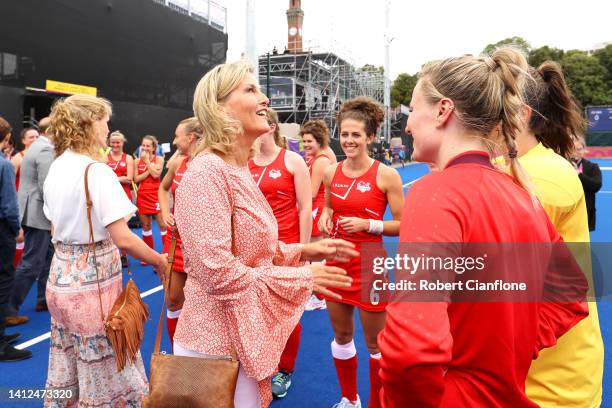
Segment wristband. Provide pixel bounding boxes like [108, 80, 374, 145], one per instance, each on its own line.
[368, 219, 384, 235]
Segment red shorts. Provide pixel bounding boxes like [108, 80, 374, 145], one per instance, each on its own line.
[136, 188, 160, 215]
[162, 228, 185, 273]
[323, 241, 388, 312]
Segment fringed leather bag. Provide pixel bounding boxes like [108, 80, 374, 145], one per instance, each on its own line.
[144, 226, 239, 408]
[84, 163, 149, 372]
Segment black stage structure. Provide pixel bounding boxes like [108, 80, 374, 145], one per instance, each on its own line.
[0, 0, 227, 152]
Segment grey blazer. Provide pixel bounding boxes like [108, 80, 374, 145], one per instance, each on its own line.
[17, 136, 53, 230]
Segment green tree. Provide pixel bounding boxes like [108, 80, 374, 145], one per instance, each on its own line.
[483, 36, 531, 56]
[528, 46, 564, 68]
[358, 64, 385, 74]
[390, 73, 417, 108]
[594, 44, 612, 88]
[560, 50, 610, 106]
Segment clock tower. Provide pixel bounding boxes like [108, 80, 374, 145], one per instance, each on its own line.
[286, 0, 304, 53]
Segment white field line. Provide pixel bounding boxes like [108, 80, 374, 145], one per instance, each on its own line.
[403, 177, 422, 188]
[15, 284, 163, 350]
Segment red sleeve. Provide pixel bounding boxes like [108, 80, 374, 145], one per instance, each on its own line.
[379, 175, 465, 408]
[533, 213, 589, 357]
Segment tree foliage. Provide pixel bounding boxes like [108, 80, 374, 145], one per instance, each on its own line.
[560, 50, 610, 106]
[483, 36, 531, 56]
[389, 39, 612, 113]
[594, 44, 612, 89]
[358, 64, 385, 74]
[528, 46, 564, 68]
[390, 73, 417, 108]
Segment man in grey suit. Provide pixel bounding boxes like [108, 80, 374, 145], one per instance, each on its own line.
[6, 117, 54, 326]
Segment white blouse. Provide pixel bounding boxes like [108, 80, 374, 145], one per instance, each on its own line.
[43, 150, 136, 244]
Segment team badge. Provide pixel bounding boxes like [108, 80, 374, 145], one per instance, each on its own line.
[120, 162, 126, 167]
[356, 181, 371, 193]
[269, 169, 282, 179]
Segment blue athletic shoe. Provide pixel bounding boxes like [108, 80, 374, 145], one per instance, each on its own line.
[271, 371, 292, 399]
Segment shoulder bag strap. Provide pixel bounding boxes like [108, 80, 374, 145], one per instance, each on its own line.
[152, 226, 238, 361]
[84, 163, 106, 323]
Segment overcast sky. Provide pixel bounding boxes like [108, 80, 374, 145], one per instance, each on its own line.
[217, 0, 611, 80]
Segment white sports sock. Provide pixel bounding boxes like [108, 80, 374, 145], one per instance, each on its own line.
[331, 339, 357, 360]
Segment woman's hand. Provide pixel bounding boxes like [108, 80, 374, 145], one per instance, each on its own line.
[141, 151, 150, 164]
[337, 216, 369, 234]
[301, 239, 359, 263]
[162, 211, 175, 227]
[317, 207, 334, 235]
[16, 228, 24, 243]
[153, 253, 169, 281]
[309, 263, 352, 300]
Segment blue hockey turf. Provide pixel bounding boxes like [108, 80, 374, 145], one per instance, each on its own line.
[1, 161, 611, 407]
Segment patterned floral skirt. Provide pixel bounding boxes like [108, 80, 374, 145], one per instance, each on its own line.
[44, 239, 148, 408]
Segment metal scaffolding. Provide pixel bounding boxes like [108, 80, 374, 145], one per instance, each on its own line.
[258, 51, 384, 138]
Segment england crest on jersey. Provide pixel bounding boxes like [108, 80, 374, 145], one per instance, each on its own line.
[269, 169, 282, 179]
[356, 181, 371, 193]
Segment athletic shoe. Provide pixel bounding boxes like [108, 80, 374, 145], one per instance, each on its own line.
[332, 395, 361, 408]
[305, 294, 326, 311]
[271, 371, 292, 399]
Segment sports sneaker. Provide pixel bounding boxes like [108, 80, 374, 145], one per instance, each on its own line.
[332, 395, 361, 408]
[271, 371, 292, 399]
[305, 294, 327, 311]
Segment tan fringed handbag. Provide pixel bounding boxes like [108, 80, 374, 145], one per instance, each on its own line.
[144, 226, 239, 408]
[84, 163, 150, 372]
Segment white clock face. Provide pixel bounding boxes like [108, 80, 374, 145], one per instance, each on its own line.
[289, 27, 297, 36]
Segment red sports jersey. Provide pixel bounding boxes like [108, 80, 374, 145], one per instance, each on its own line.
[163, 156, 188, 273]
[107, 152, 132, 199]
[249, 149, 300, 244]
[136, 156, 161, 214]
[329, 160, 387, 242]
[308, 154, 328, 237]
[378, 151, 589, 408]
[14, 151, 24, 191]
[325, 160, 388, 312]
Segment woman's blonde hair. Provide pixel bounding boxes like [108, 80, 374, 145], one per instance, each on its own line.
[193, 61, 254, 156]
[419, 47, 533, 193]
[49, 94, 112, 159]
[109, 130, 127, 143]
[178, 117, 204, 142]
